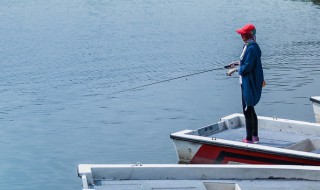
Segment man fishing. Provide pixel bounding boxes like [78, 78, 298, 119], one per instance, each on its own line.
[226, 23, 266, 143]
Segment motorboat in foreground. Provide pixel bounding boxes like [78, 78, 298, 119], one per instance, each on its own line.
[171, 113, 320, 165]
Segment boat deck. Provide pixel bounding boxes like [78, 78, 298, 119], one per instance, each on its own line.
[209, 127, 319, 151]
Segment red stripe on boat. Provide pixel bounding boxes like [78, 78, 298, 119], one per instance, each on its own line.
[190, 144, 320, 165]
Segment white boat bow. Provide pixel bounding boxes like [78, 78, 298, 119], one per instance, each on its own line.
[311, 96, 320, 123]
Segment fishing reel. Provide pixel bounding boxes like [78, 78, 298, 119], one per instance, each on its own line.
[225, 61, 239, 76]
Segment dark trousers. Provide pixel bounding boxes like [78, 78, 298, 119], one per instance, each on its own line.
[241, 86, 258, 141]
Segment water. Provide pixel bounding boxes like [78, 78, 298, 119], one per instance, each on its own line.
[0, 0, 320, 189]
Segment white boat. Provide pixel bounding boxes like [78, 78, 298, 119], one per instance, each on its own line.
[78, 164, 320, 190]
[171, 113, 320, 165]
[311, 96, 320, 123]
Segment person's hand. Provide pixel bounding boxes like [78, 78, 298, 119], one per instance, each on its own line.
[225, 61, 240, 69]
[262, 80, 266, 87]
[226, 68, 237, 76]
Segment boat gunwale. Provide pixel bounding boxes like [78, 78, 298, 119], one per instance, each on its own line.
[311, 96, 320, 104]
[78, 164, 320, 181]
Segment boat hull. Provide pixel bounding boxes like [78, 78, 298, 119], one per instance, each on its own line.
[173, 139, 320, 165]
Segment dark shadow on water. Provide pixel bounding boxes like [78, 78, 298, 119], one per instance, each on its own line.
[293, 0, 320, 6]
[312, 0, 320, 5]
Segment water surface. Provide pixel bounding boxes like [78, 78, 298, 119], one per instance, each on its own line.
[0, 0, 320, 189]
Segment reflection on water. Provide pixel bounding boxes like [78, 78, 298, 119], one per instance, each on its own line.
[0, 0, 320, 190]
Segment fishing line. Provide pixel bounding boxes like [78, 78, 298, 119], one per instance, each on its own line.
[108, 66, 225, 95]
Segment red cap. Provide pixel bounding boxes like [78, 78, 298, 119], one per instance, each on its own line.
[236, 24, 256, 35]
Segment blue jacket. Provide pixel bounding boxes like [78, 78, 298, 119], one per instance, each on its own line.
[238, 42, 264, 107]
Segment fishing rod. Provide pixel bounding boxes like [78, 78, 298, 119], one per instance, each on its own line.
[108, 65, 230, 95]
